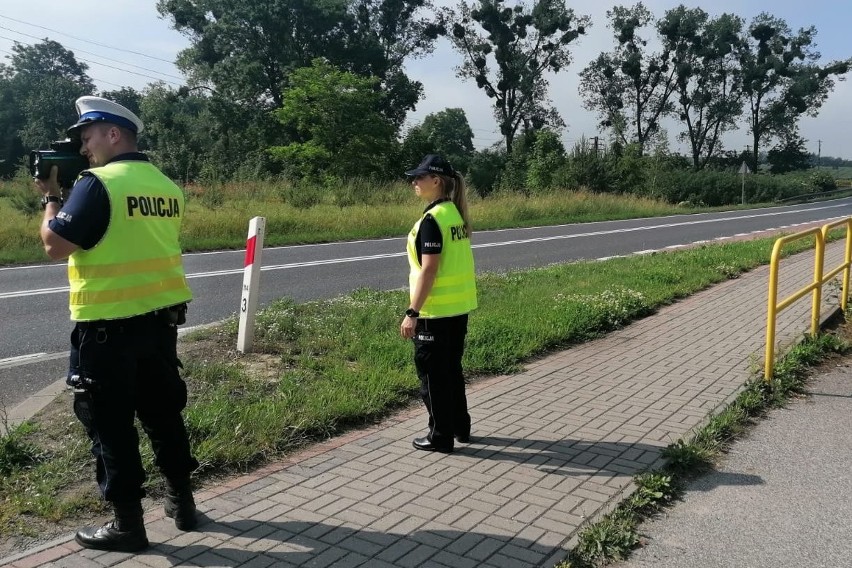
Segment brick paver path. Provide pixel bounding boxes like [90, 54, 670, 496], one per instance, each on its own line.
[3, 242, 845, 568]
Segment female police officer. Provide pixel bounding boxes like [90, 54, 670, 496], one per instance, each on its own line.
[400, 154, 477, 453]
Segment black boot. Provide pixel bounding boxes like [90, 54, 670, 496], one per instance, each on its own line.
[164, 476, 197, 531]
[75, 501, 148, 552]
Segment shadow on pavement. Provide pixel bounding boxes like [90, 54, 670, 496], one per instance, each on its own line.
[687, 469, 764, 491]
[460, 435, 666, 477]
[137, 518, 556, 567]
[809, 391, 852, 399]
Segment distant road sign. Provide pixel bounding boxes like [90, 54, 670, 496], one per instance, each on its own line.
[739, 161, 751, 174]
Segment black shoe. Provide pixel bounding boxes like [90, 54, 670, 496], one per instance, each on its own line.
[165, 477, 198, 531]
[455, 433, 471, 443]
[75, 520, 149, 552]
[413, 436, 453, 453]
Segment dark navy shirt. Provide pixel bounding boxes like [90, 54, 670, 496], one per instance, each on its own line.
[48, 153, 149, 250]
[415, 198, 448, 264]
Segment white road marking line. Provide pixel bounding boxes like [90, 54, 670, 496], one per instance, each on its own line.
[2, 213, 849, 299]
[0, 352, 65, 369]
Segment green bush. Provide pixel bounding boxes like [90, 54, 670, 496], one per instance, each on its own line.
[608, 143, 647, 194]
[526, 130, 566, 193]
[646, 169, 730, 205]
[748, 174, 803, 203]
[499, 135, 536, 194]
[797, 170, 837, 193]
[645, 168, 835, 206]
[562, 139, 611, 192]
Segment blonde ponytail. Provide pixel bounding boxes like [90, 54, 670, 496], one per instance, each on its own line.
[439, 172, 472, 233]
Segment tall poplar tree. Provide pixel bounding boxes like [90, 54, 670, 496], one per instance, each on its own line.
[739, 13, 851, 171]
[659, 7, 745, 170]
[579, 3, 676, 154]
[442, 0, 588, 154]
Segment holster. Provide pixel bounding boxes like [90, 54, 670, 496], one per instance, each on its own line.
[156, 303, 188, 326]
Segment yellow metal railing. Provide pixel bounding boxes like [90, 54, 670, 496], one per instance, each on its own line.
[765, 218, 852, 380]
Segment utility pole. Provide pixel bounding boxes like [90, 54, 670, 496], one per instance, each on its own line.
[739, 160, 751, 205]
[817, 140, 822, 169]
[592, 136, 599, 157]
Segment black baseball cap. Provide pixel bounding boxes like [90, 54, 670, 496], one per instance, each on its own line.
[405, 154, 455, 177]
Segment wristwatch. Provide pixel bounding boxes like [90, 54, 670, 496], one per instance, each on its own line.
[405, 308, 420, 318]
[40, 195, 63, 209]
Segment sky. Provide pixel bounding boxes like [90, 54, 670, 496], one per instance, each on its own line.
[1, 1, 850, 159]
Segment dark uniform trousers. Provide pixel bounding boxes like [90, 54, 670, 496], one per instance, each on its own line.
[68, 309, 198, 503]
[413, 314, 471, 445]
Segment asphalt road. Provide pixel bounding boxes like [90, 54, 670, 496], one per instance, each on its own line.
[614, 360, 852, 568]
[2, 198, 852, 409]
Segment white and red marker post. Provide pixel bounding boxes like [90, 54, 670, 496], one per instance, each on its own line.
[237, 216, 266, 353]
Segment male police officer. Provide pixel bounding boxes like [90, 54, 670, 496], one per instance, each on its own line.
[35, 96, 199, 552]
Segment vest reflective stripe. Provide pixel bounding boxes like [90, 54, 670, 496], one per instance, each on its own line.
[70, 276, 190, 306]
[407, 201, 477, 318]
[68, 160, 192, 321]
[69, 254, 183, 280]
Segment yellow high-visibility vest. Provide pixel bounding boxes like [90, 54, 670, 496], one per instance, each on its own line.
[67, 160, 192, 321]
[407, 201, 477, 318]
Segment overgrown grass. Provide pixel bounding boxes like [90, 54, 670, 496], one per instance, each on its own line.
[558, 332, 847, 568]
[567, 472, 679, 566]
[0, 232, 825, 538]
[0, 403, 97, 537]
[817, 166, 852, 180]
[0, 422, 41, 477]
[0, 174, 748, 265]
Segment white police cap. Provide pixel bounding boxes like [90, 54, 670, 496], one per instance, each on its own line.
[67, 96, 144, 136]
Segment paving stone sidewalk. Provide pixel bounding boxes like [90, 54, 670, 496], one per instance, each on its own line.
[2, 242, 845, 568]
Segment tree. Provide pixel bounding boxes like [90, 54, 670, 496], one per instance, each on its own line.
[340, 0, 440, 128]
[6, 39, 92, 86]
[10, 40, 95, 149]
[158, 0, 437, 128]
[270, 59, 397, 180]
[580, 2, 675, 151]
[0, 72, 25, 178]
[138, 84, 216, 181]
[467, 147, 506, 196]
[158, 0, 351, 108]
[659, 8, 745, 170]
[405, 108, 475, 172]
[399, 125, 432, 173]
[99, 87, 143, 116]
[767, 133, 812, 174]
[579, 3, 676, 153]
[0, 40, 94, 177]
[137, 83, 280, 182]
[100, 87, 145, 148]
[739, 13, 851, 171]
[443, 0, 588, 154]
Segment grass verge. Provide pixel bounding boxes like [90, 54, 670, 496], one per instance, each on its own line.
[0, 232, 834, 543]
[556, 331, 848, 568]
